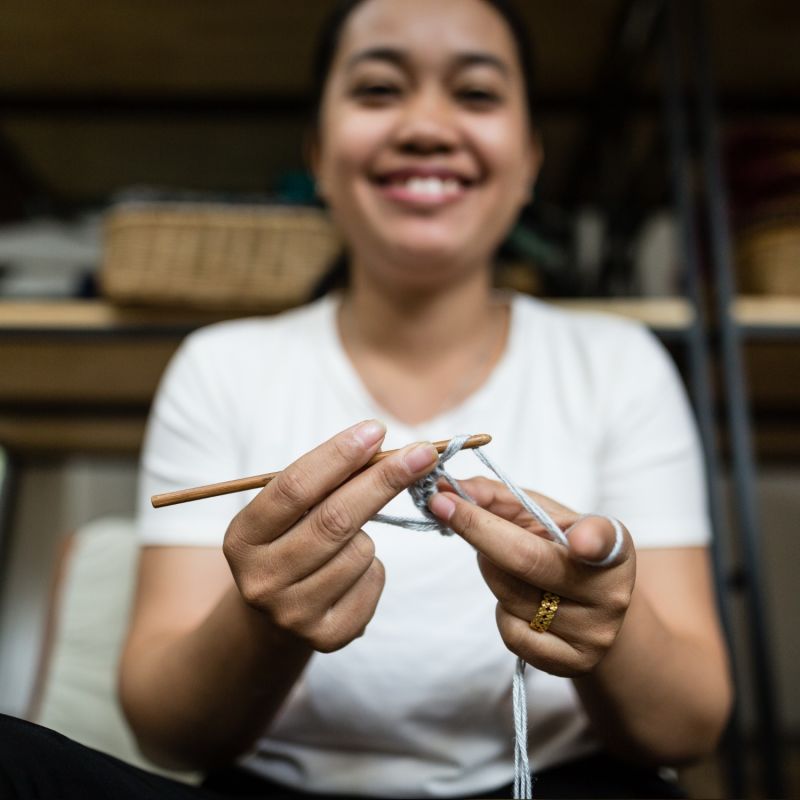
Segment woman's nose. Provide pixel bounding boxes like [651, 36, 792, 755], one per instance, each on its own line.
[392, 91, 459, 155]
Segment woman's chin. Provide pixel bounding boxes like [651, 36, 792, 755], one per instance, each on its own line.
[383, 228, 483, 268]
[342, 217, 497, 293]
[371, 245, 484, 294]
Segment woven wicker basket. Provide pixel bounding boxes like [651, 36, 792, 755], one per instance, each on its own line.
[101, 204, 342, 311]
[737, 216, 800, 295]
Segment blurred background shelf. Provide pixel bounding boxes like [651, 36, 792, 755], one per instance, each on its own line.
[0, 299, 231, 333]
[0, 296, 699, 332]
[735, 296, 800, 336]
[2, 296, 798, 460]
[2, 298, 696, 454]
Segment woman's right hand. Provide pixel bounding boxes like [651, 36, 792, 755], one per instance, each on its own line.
[222, 420, 439, 653]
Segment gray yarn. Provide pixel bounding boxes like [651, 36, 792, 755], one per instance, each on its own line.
[372, 434, 476, 534]
[470, 450, 624, 568]
[372, 437, 624, 799]
[513, 657, 532, 799]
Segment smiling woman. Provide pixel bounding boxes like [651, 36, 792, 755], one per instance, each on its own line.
[0, 1, 731, 799]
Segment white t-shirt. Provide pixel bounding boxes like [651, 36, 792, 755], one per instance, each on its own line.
[137, 292, 710, 798]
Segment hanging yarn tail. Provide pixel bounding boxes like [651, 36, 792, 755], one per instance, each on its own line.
[513, 657, 532, 800]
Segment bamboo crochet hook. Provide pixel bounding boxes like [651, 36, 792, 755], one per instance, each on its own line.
[151, 433, 492, 508]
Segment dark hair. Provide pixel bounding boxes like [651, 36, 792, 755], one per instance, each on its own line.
[308, 0, 537, 298]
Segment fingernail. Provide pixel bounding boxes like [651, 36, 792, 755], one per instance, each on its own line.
[353, 419, 386, 448]
[403, 443, 438, 473]
[429, 493, 456, 521]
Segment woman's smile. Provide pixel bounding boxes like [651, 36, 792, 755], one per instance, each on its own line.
[371, 166, 476, 211]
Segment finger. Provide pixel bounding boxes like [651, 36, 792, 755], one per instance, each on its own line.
[429, 491, 571, 589]
[478, 553, 568, 622]
[278, 440, 439, 578]
[477, 541, 627, 620]
[447, 476, 578, 532]
[269, 532, 378, 630]
[236, 419, 387, 545]
[488, 575, 623, 671]
[567, 515, 630, 568]
[494, 605, 586, 678]
[309, 559, 386, 652]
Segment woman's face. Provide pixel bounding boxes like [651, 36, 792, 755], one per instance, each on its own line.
[313, 0, 541, 290]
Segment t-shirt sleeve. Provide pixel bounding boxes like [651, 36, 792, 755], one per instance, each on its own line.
[136, 329, 248, 547]
[594, 322, 711, 549]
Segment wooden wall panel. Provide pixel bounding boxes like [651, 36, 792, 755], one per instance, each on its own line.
[0, 0, 619, 95]
[1, 1, 797, 96]
[1, 117, 309, 197]
[0, 1, 797, 205]
[0, 1, 331, 93]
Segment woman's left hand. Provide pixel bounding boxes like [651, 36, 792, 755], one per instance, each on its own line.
[428, 477, 636, 678]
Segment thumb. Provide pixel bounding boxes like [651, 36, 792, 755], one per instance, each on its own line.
[567, 515, 627, 568]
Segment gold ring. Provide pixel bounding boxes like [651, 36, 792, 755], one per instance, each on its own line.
[530, 592, 560, 633]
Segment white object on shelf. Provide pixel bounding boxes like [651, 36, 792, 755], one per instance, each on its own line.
[633, 210, 680, 297]
[0, 214, 102, 298]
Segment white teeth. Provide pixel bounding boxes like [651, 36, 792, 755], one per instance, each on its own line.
[400, 177, 461, 196]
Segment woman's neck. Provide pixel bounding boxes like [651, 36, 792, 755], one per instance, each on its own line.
[339, 267, 498, 365]
[335, 262, 511, 426]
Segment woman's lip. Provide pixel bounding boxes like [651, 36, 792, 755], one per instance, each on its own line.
[376, 168, 474, 184]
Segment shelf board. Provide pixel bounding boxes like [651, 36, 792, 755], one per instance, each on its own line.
[6, 295, 800, 338]
[0, 299, 236, 334]
[734, 296, 800, 336]
[1, 297, 798, 457]
[0, 414, 145, 455]
[0, 297, 698, 334]
[550, 297, 695, 332]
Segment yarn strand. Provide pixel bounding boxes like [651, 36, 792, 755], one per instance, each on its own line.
[513, 657, 532, 799]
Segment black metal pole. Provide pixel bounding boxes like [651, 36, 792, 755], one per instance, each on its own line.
[0, 447, 19, 619]
[689, 1, 786, 796]
[660, 3, 747, 795]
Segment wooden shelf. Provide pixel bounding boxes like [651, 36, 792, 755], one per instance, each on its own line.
[734, 296, 800, 335]
[0, 414, 145, 455]
[0, 338, 179, 405]
[0, 300, 208, 455]
[1, 297, 693, 455]
[550, 297, 695, 331]
[1, 297, 797, 456]
[0, 300, 235, 333]
[0, 297, 697, 333]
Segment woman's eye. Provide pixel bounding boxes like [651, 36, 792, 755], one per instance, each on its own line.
[353, 84, 401, 103]
[457, 88, 501, 107]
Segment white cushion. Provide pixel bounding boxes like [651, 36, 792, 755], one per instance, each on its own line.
[34, 516, 197, 782]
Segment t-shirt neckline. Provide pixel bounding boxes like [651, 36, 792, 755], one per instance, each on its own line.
[315, 291, 524, 437]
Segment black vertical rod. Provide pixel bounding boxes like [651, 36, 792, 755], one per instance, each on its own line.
[660, 3, 746, 795]
[689, 1, 786, 796]
[0, 448, 19, 619]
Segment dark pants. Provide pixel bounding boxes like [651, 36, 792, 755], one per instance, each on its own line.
[0, 714, 686, 799]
